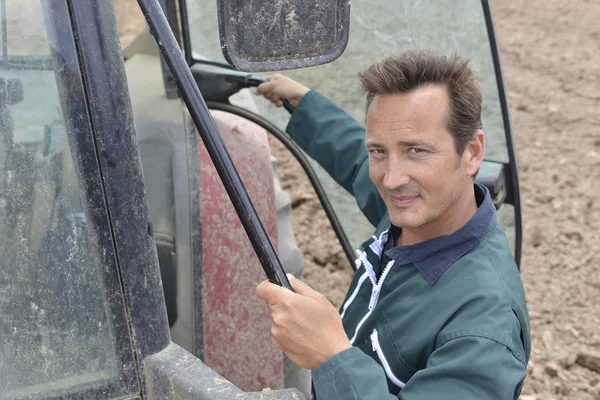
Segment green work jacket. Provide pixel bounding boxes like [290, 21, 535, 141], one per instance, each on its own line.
[286, 90, 531, 400]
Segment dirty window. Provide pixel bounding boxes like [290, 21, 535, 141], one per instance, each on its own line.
[0, 1, 137, 398]
[4, 0, 49, 56]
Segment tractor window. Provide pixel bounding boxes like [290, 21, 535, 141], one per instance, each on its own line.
[188, 0, 508, 163]
[0, 1, 137, 398]
[2, 0, 49, 57]
[186, 0, 516, 253]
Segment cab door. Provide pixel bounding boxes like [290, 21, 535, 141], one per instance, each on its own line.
[183, 0, 522, 266]
[0, 0, 141, 397]
[0, 0, 303, 399]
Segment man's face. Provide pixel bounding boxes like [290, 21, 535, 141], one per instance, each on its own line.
[366, 85, 476, 230]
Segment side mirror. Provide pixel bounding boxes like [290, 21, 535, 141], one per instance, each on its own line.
[0, 78, 24, 106]
[216, 0, 351, 71]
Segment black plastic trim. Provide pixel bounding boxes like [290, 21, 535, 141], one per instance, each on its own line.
[155, 234, 178, 326]
[481, 0, 522, 268]
[159, 0, 181, 99]
[206, 101, 357, 270]
[178, 0, 193, 66]
[69, 0, 171, 370]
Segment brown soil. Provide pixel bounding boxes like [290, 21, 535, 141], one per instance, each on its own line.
[114, 1, 600, 398]
[491, 1, 600, 399]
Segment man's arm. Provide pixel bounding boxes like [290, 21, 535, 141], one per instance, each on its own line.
[313, 335, 526, 400]
[256, 76, 387, 226]
[256, 276, 526, 400]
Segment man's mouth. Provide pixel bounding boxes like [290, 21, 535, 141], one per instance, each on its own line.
[388, 195, 419, 207]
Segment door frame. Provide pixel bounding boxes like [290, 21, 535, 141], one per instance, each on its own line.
[482, 0, 522, 266]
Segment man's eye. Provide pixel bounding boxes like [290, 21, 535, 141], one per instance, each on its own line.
[368, 149, 386, 155]
[409, 148, 426, 154]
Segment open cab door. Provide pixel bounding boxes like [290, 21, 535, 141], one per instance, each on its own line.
[184, 0, 522, 266]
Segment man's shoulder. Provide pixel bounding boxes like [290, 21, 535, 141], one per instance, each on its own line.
[432, 218, 530, 361]
[438, 218, 526, 312]
[444, 217, 520, 287]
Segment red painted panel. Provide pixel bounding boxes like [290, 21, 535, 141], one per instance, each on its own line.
[200, 110, 283, 391]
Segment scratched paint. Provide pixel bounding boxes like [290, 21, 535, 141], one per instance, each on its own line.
[200, 110, 284, 391]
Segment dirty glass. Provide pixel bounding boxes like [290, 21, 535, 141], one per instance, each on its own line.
[187, 0, 513, 251]
[0, 1, 137, 398]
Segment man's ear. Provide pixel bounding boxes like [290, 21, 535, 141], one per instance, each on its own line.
[464, 130, 485, 177]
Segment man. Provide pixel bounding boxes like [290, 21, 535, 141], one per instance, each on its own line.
[255, 51, 530, 399]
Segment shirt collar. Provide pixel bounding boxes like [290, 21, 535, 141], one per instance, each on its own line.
[383, 183, 495, 284]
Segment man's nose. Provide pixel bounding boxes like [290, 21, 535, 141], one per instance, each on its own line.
[382, 162, 411, 190]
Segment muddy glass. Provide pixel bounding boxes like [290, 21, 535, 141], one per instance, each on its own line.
[187, 0, 515, 252]
[0, 1, 136, 398]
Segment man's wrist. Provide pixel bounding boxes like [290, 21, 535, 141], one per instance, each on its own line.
[289, 87, 310, 108]
[313, 340, 353, 370]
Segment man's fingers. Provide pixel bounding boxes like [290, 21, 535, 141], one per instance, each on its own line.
[265, 73, 282, 81]
[255, 80, 274, 95]
[257, 274, 326, 309]
[286, 274, 319, 298]
[256, 280, 291, 306]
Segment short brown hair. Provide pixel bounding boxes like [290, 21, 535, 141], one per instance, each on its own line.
[358, 50, 482, 154]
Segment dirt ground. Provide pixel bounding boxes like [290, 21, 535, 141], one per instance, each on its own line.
[114, 1, 600, 398]
[492, 2, 600, 399]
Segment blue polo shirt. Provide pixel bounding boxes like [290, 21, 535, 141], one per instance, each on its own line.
[286, 90, 531, 400]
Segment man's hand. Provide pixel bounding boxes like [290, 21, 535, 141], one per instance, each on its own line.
[256, 274, 352, 370]
[255, 74, 310, 108]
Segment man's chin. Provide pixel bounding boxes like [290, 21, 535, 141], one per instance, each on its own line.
[386, 203, 417, 226]
[388, 213, 422, 229]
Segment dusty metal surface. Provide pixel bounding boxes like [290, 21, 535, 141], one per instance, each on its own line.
[200, 109, 284, 391]
[144, 342, 305, 399]
[216, 0, 351, 71]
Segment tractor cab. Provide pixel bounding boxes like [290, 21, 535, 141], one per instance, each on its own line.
[0, 0, 520, 399]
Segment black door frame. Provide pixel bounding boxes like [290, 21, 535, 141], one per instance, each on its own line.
[481, 0, 522, 267]
[65, 0, 174, 397]
[67, 0, 171, 364]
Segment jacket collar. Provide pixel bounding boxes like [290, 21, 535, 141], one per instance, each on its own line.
[382, 183, 495, 284]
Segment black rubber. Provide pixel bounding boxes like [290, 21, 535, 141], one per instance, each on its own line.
[207, 101, 357, 270]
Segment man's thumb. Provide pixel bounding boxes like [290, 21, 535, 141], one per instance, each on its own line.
[255, 81, 272, 95]
[286, 274, 316, 296]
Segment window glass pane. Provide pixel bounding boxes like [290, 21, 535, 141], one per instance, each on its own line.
[187, 0, 512, 250]
[188, 0, 507, 162]
[5, 0, 49, 56]
[187, 0, 223, 63]
[0, 1, 137, 398]
[497, 203, 516, 257]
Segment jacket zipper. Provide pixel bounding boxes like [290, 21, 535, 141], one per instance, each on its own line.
[340, 271, 369, 320]
[371, 329, 406, 389]
[369, 230, 389, 257]
[349, 260, 395, 344]
[357, 249, 377, 285]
